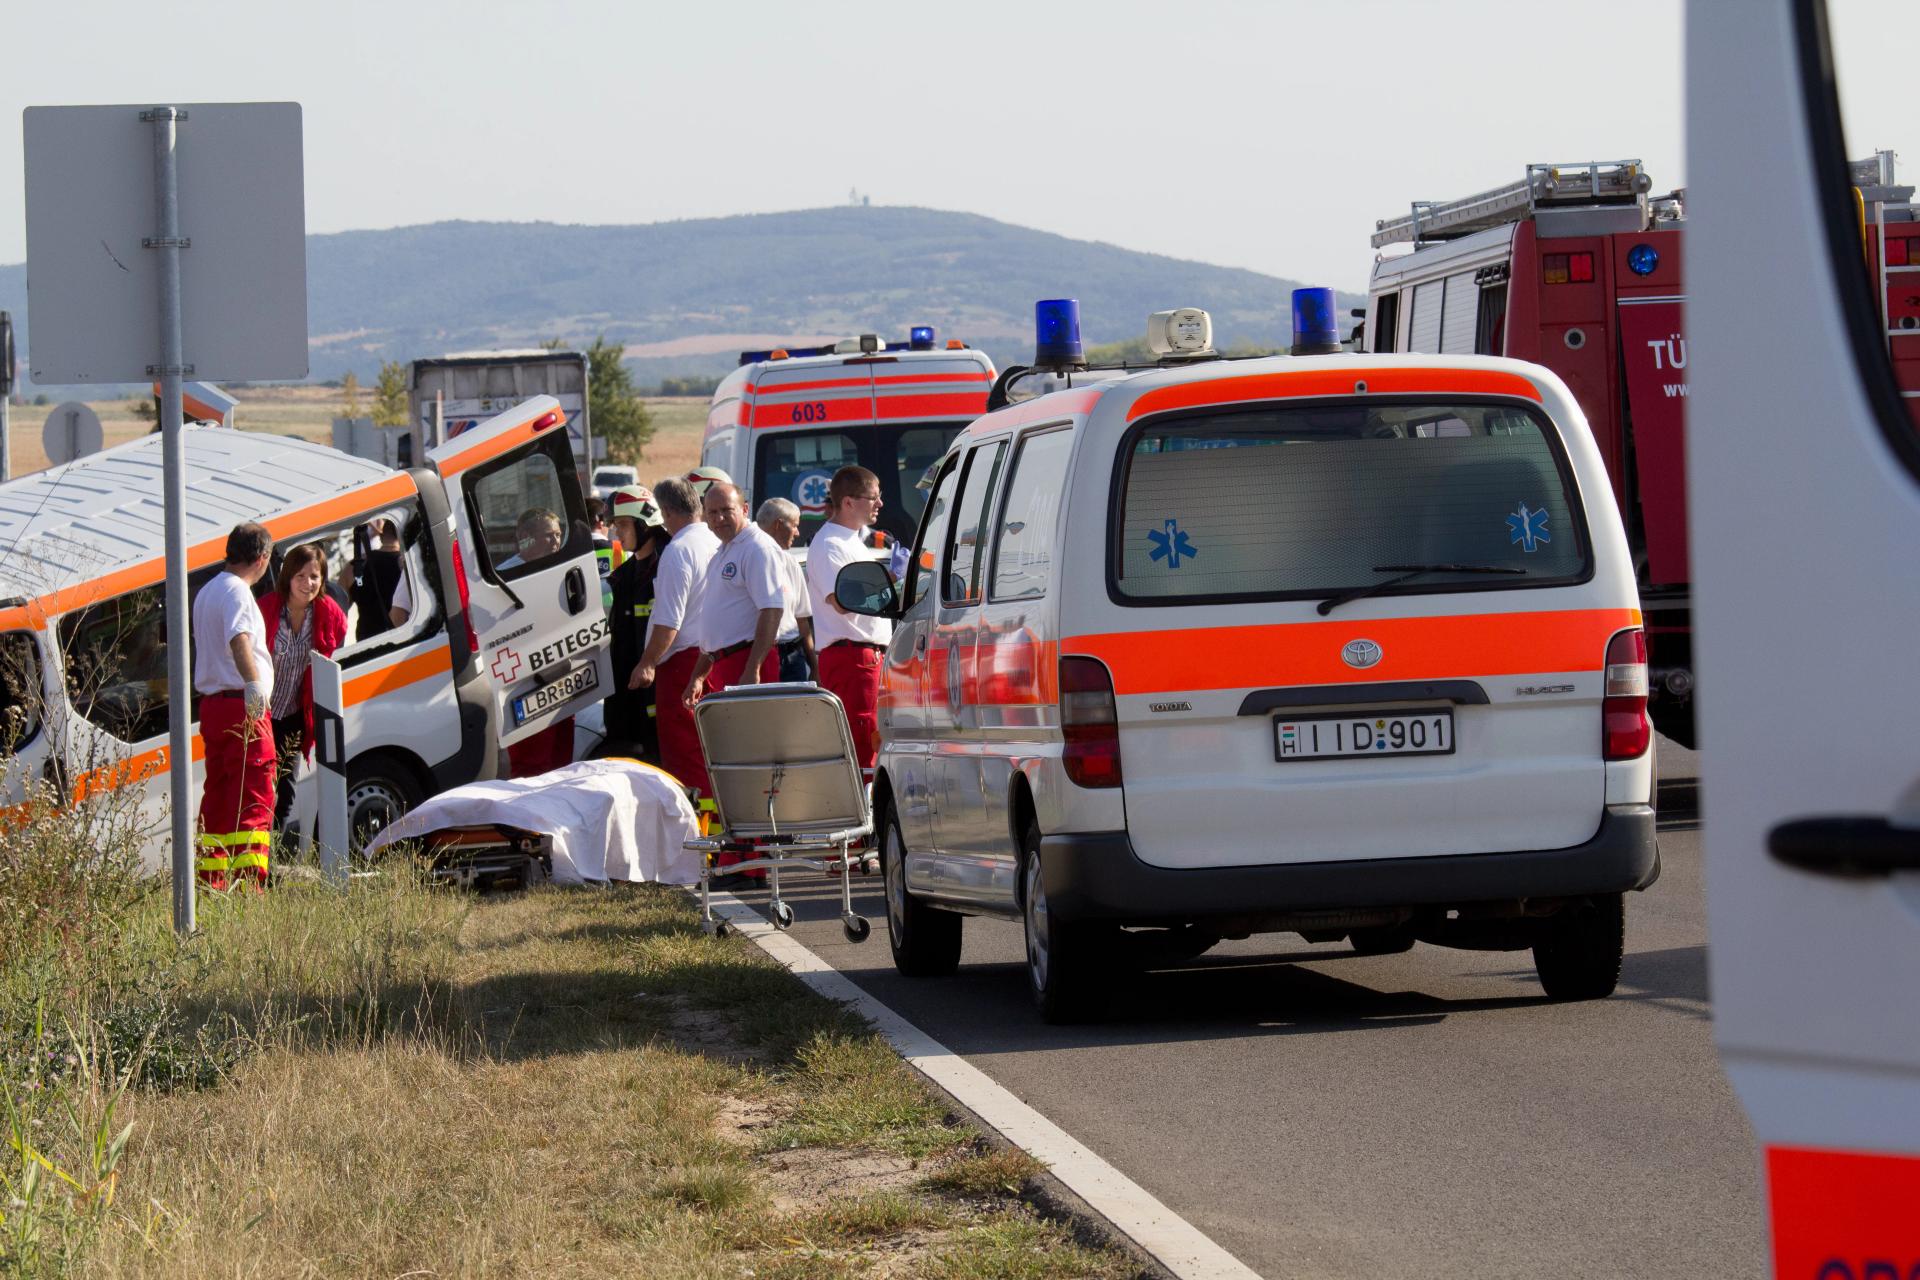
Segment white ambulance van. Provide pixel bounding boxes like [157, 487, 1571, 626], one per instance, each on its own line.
[0, 396, 610, 861]
[702, 330, 994, 548]
[833, 297, 1659, 1021]
[1689, 0, 1920, 1267]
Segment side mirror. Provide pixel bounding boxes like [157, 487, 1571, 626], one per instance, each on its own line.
[835, 560, 900, 618]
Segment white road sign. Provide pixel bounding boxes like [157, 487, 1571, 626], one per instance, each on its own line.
[22, 102, 308, 383]
[42, 400, 103, 465]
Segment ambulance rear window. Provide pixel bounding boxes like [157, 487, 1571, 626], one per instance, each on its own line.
[1113, 400, 1589, 604]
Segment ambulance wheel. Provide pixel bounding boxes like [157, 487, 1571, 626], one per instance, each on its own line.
[1532, 893, 1625, 1001]
[1021, 826, 1098, 1024]
[346, 753, 424, 858]
[882, 806, 961, 977]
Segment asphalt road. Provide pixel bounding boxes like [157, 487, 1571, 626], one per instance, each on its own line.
[731, 739, 1767, 1279]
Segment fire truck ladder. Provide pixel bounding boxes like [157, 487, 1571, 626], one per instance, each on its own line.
[1372, 160, 1653, 249]
[1857, 151, 1920, 391]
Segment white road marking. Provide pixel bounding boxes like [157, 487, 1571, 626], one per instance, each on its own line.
[707, 892, 1264, 1280]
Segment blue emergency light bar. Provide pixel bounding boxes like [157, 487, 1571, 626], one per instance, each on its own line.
[1034, 299, 1085, 369]
[1289, 287, 1343, 356]
[741, 328, 952, 365]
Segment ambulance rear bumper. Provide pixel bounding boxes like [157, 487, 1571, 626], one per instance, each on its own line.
[1040, 805, 1659, 924]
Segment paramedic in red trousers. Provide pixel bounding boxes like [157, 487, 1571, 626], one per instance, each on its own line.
[806, 466, 889, 774]
[630, 476, 721, 800]
[683, 481, 786, 706]
[192, 522, 277, 889]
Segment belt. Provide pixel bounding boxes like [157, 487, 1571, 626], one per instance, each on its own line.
[824, 640, 887, 654]
[777, 637, 804, 651]
[710, 640, 754, 661]
[202, 689, 244, 700]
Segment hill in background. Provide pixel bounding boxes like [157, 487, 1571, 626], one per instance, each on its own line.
[1, 205, 1362, 391]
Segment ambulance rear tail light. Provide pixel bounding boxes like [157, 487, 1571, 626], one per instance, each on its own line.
[1602, 628, 1650, 760]
[530, 409, 564, 432]
[1885, 236, 1920, 267]
[449, 532, 479, 661]
[1059, 656, 1122, 788]
[1543, 252, 1596, 285]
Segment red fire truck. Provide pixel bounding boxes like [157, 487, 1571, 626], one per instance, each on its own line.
[1365, 155, 1918, 747]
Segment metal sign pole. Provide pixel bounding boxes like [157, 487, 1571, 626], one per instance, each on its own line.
[311, 654, 348, 883]
[1, 310, 13, 482]
[145, 106, 195, 937]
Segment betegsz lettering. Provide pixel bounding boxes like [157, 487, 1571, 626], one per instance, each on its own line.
[527, 618, 610, 673]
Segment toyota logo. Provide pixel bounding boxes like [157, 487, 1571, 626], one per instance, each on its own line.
[1342, 639, 1383, 669]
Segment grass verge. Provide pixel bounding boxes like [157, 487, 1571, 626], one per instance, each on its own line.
[2, 830, 1140, 1278]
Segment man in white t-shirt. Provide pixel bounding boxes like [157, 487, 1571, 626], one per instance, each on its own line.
[756, 497, 815, 683]
[685, 482, 786, 704]
[806, 465, 892, 773]
[629, 477, 722, 794]
[191, 522, 277, 889]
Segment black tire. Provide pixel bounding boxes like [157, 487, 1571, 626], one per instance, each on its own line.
[1532, 894, 1625, 1000]
[881, 803, 962, 977]
[1348, 923, 1417, 956]
[345, 752, 425, 859]
[1020, 824, 1099, 1024]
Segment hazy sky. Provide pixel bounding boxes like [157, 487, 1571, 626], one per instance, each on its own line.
[0, 1, 1906, 293]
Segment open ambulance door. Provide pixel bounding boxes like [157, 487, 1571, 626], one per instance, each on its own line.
[428, 396, 611, 749]
[1688, 1, 1920, 1273]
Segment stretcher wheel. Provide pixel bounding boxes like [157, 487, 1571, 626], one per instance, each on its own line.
[703, 916, 731, 939]
[771, 900, 796, 931]
[843, 914, 871, 944]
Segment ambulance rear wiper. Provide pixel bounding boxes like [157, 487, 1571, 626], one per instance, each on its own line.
[1315, 563, 1528, 616]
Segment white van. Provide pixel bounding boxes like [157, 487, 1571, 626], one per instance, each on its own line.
[702, 331, 995, 549]
[834, 304, 1659, 1021]
[0, 396, 610, 861]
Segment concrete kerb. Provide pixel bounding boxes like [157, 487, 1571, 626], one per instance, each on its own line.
[703, 889, 1264, 1280]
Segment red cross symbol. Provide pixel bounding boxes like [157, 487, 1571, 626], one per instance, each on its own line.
[491, 647, 522, 683]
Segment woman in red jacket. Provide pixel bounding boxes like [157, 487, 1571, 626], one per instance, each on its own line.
[259, 543, 349, 831]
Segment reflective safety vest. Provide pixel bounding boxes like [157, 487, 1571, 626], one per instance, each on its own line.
[595, 539, 625, 610]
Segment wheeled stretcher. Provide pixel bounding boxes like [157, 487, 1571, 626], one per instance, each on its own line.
[689, 683, 875, 943]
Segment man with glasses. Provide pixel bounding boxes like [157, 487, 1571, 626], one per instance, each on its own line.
[807, 465, 891, 774]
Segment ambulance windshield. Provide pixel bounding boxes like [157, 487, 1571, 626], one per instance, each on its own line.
[1114, 401, 1588, 603]
[763, 424, 963, 546]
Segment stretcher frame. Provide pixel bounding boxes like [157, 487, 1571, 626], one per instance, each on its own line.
[687, 683, 874, 943]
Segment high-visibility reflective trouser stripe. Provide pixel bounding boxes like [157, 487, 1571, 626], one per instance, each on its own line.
[198, 831, 270, 887]
[198, 693, 278, 890]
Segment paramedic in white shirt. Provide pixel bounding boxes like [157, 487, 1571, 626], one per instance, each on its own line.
[756, 497, 815, 682]
[190, 522, 277, 890]
[628, 477, 721, 794]
[806, 465, 891, 773]
[685, 482, 787, 704]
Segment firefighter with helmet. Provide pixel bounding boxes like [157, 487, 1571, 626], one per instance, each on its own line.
[604, 486, 672, 757]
